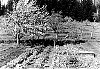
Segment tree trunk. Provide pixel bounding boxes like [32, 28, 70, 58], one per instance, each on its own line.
[54, 40, 56, 47]
[17, 33, 20, 45]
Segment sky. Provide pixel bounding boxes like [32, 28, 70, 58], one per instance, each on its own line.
[0, 0, 9, 6]
[92, 0, 100, 6]
[0, 0, 29, 6]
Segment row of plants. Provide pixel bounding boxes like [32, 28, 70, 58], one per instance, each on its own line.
[3, 45, 52, 69]
[1, 44, 100, 69]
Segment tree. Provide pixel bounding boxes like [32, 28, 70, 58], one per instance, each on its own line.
[7, 0, 48, 45]
[44, 12, 64, 46]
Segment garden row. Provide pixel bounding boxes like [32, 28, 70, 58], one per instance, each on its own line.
[1, 44, 100, 69]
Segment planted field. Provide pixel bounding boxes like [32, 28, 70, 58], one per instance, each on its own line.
[0, 43, 27, 67]
[0, 44, 100, 69]
[0, 0, 100, 69]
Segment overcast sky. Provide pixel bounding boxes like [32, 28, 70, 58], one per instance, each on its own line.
[0, 0, 29, 6]
[93, 0, 100, 6]
[0, 0, 9, 6]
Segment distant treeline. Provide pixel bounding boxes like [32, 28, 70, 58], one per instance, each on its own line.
[0, 0, 98, 22]
[0, 0, 19, 15]
[36, 0, 97, 22]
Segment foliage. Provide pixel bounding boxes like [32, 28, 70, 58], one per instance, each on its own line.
[0, 0, 95, 42]
[36, 0, 95, 21]
[44, 14, 94, 41]
[45, 13, 63, 33]
[0, 0, 97, 22]
[5, 0, 49, 39]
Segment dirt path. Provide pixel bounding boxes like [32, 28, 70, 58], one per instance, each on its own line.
[79, 41, 100, 58]
[88, 41, 100, 57]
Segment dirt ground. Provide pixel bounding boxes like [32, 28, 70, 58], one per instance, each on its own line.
[0, 40, 100, 68]
[0, 43, 26, 67]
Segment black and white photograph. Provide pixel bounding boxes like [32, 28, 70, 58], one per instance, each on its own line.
[0, 0, 100, 69]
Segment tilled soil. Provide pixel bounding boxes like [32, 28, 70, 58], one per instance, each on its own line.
[0, 44, 27, 67]
[0, 44, 100, 69]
